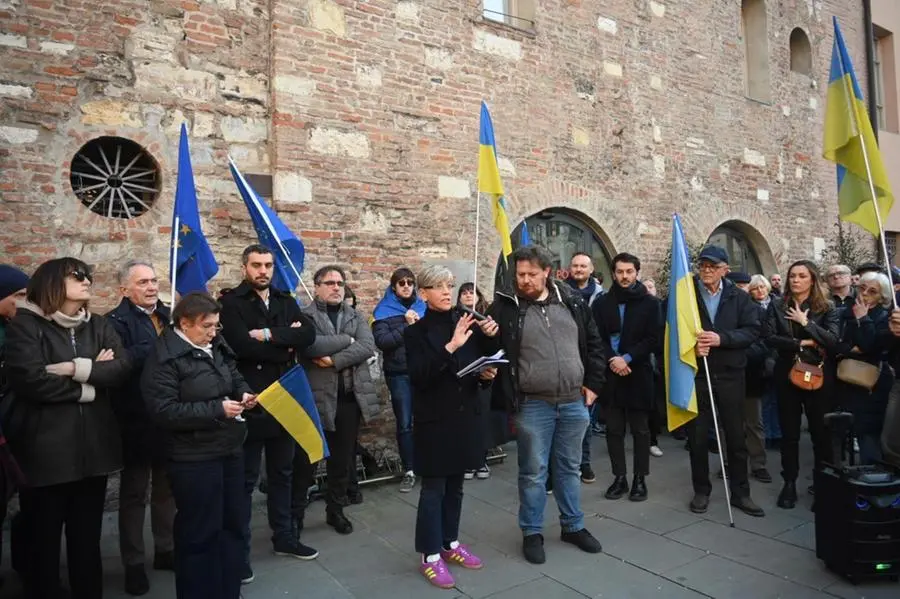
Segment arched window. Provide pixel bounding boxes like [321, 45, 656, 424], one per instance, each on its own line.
[707, 225, 763, 275]
[507, 209, 613, 286]
[742, 0, 771, 102]
[790, 28, 812, 75]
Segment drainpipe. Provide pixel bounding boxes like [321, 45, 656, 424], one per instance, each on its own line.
[863, 0, 879, 140]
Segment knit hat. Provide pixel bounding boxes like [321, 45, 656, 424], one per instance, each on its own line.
[0, 265, 29, 301]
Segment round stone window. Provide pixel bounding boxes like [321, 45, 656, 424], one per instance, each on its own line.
[70, 137, 160, 218]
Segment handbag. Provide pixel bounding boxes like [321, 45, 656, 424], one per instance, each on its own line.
[837, 358, 881, 391]
[789, 357, 824, 391]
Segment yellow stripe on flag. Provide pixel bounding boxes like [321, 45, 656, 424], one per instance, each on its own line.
[258, 382, 327, 462]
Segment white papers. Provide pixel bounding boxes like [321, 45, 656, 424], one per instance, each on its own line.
[456, 350, 508, 378]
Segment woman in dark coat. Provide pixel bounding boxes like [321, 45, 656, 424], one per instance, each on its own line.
[767, 260, 840, 509]
[404, 265, 499, 589]
[141, 292, 255, 599]
[5, 257, 131, 599]
[591, 253, 660, 502]
[836, 271, 894, 465]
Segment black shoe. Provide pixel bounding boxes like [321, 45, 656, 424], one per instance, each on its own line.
[671, 429, 687, 441]
[326, 509, 353, 535]
[560, 529, 602, 554]
[708, 440, 720, 454]
[731, 495, 765, 517]
[689, 493, 709, 513]
[777, 481, 798, 509]
[545, 477, 553, 495]
[580, 463, 596, 484]
[347, 490, 364, 505]
[604, 475, 629, 500]
[124, 565, 150, 596]
[716, 465, 730, 479]
[273, 538, 319, 561]
[629, 475, 647, 502]
[152, 550, 174, 571]
[240, 564, 254, 585]
[523, 533, 545, 564]
[751, 468, 773, 483]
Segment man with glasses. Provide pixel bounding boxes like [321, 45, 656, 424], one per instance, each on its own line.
[295, 266, 379, 536]
[219, 245, 319, 584]
[688, 245, 765, 518]
[825, 264, 856, 314]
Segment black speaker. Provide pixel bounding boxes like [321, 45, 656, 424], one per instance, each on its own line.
[815, 464, 900, 582]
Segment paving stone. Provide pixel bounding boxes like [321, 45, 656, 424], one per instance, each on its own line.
[481, 576, 589, 598]
[663, 554, 828, 598]
[591, 517, 707, 573]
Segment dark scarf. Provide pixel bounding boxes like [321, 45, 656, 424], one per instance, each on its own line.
[567, 277, 596, 303]
[600, 281, 648, 335]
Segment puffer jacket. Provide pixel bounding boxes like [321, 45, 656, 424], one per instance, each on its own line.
[141, 327, 250, 462]
[372, 314, 411, 375]
[300, 299, 379, 431]
[4, 302, 131, 487]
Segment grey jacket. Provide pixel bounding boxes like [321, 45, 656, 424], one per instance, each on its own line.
[300, 299, 379, 431]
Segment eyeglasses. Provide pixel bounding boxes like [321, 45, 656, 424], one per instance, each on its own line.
[319, 280, 345, 288]
[200, 322, 224, 332]
[69, 270, 93, 283]
[697, 262, 725, 271]
[859, 285, 880, 295]
[396, 279, 415, 288]
[422, 282, 455, 291]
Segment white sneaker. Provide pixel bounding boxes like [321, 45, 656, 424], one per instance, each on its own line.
[464, 470, 475, 480]
[650, 445, 664, 457]
[399, 471, 416, 493]
[476, 465, 491, 479]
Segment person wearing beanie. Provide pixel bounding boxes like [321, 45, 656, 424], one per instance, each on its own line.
[0, 265, 29, 344]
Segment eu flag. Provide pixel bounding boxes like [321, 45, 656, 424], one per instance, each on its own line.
[229, 158, 305, 296]
[170, 123, 218, 295]
[257, 366, 329, 461]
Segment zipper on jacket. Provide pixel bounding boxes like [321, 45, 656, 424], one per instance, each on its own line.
[70, 328, 87, 477]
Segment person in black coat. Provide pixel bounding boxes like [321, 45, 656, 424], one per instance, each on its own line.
[219, 245, 318, 574]
[404, 265, 499, 590]
[142, 292, 256, 599]
[106, 260, 175, 595]
[766, 260, 840, 509]
[5, 258, 132, 599]
[593, 253, 660, 502]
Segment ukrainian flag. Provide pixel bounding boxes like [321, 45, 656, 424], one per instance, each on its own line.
[478, 102, 513, 261]
[664, 215, 700, 431]
[823, 16, 894, 237]
[258, 366, 329, 462]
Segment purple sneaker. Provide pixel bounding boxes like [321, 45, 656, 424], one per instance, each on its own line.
[440, 544, 484, 570]
[420, 558, 455, 589]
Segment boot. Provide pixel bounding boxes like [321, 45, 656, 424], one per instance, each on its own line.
[628, 475, 648, 502]
[777, 481, 798, 509]
[326, 507, 353, 535]
[604, 475, 629, 500]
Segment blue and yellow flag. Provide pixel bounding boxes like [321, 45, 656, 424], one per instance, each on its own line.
[258, 366, 329, 462]
[664, 214, 701, 431]
[824, 16, 894, 237]
[171, 123, 218, 295]
[478, 102, 513, 261]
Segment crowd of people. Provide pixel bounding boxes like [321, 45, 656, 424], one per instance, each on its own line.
[0, 242, 899, 598]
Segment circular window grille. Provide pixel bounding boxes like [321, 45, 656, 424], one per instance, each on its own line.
[70, 137, 160, 219]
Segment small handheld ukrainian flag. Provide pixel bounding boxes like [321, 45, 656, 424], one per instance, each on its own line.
[664, 214, 701, 431]
[823, 16, 894, 237]
[478, 102, 513, 261]
[257, 366, 329, 462]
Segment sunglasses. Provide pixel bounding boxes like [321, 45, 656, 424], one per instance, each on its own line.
[396, 279, 415, 288]
[70, 270, 93, 283]
[319, 280, 345, 288]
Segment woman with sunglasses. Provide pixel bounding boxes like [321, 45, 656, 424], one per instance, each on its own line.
[372, 267, 426, 493]
[141, 291, 256, 599]
[5, 258, 131, 598]
[836, 272, 894, 465]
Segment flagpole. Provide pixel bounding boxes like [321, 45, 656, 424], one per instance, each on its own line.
[169, 214, 180, 323]
[701, 354, 735, 527]
[836, 40, 898, 309]
[473, 192, 481, 298]
[229, 157, 314, 302]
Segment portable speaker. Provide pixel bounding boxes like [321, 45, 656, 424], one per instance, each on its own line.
[815, 464, 900, 582]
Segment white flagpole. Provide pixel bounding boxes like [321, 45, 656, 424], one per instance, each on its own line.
[473, 192, 481, 298]
[229, 157, 314, 302]
[836, 42, 898, 309]
[169, 214, 180, 323]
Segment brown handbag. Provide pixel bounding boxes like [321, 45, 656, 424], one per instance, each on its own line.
[836, 358, 881, 390]
[790, 357, 824, 391]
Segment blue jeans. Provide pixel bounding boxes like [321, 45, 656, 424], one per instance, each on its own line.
[516, 399, 589, 536]
[386, 374, 414, 472]
[242, 429, 295, 563]
[414, 474, 464, 556]
[581, 402, 595, 465]
[762, 384, 782, 440]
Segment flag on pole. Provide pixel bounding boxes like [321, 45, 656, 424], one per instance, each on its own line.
[478, 102, 513, 261]
[519, 221, 531, 246]
[229, 158, 305, 296]
[664, 214, 701, 431]
[823, 16, 894, 237]
[171, 123, 218, 295]
[257, 366, 329, 462]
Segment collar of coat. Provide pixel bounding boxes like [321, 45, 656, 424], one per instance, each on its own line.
[227, 280, 293, 300]
[113, 297, 171, 321]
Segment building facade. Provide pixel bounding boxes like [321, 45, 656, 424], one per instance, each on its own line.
[873, 0, 900, 258]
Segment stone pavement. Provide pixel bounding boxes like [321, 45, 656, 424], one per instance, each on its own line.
[4, 434, 898, 598]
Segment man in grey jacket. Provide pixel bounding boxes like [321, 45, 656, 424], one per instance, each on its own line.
[293, 266, 379, 536]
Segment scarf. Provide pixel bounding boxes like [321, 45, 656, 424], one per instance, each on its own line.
[372, 286, 426, 321]
[17, 299, 91, 328]
[600, 281, 648, 336]
[567, 277, 597, 304]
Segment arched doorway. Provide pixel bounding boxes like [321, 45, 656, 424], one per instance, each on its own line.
[506, 208, 614, 287]
[707, 224, 763, 275]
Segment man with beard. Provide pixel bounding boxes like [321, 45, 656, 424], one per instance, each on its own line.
[593, 254, 660, 501]
[769, 273, 783, 297]
[219, 245, 318, 584]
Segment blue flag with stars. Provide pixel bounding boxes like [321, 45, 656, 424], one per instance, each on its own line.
[170, 123, 218, 296]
